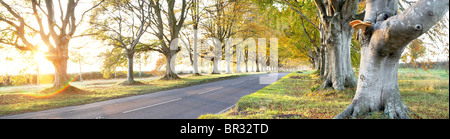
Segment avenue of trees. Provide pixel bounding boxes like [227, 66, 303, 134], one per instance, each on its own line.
[1, 0, 448, 119]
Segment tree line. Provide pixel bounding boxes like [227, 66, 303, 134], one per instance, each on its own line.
[1, 0, 282, 87]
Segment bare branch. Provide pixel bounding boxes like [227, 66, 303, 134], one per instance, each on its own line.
[74, 0, 104, 30]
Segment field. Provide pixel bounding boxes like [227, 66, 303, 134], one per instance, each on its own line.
[199, 68, 449, 119]
[0, 73, 258, 116]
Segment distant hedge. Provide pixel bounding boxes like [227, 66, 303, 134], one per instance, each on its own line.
[399, 61, 449, 70]
[0, 71, 154, 87]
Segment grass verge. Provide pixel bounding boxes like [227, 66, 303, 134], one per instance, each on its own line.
[0, 73, 258, 116]
[199, 69, 449, 119]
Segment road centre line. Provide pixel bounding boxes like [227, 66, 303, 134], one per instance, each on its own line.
[122, 75, 261, 114]
[231, 81, 246, 86]
[122, 98, 182, 114]
[197, 87, 224, 95]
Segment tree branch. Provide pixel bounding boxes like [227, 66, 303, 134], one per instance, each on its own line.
[74, 0, 105, 34]
[283, 0, 320, 31]
[377, 0, 449, 50]
[313, 0, 328, 18]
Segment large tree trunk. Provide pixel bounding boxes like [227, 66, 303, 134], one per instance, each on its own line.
[255, 59, 260, 72]
[335, 0, 449, 119]
[320, 16, 357, 90]
[336, 44, 412, 118]
[317, 24, 326, 76]
[236, 60, 242, 73]
[226, 57, 232, 74]
[209, 38, 221, 74]
[245, 60, 248, 72]
[212, 57, 220, 74]
[313, 0, 359, 90]
[163, 50, 180, 79]
[126, 51, 135, 83]
[318, 44, 326, 76]
[225, 39, 232, 74]
[226, 58, 232, 74]
[193, 29, 200, 75]
[50, 41, 70, 89]
[52, 55, 69, 89]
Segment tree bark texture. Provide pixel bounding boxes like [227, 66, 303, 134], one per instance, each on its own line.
[163, 50, 180, 79]
[335, 0, 449, 119]
[314, 0, 359, 90]
[320, 16, 358, 90]
[126, 51, 135, 83]
[149, 0, 188, 80]
[211, 39, 222, 74]
[193, 30, 200, 75]
[212, 57, 220, 74]
[51, 45, 69, 89]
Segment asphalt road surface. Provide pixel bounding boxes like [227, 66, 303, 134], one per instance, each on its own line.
[1, 72, 289, 119]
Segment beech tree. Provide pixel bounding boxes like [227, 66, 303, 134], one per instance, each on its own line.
[336, 0, 449, 119]
[191, 0, 201, 75]
[177, 0, 205, 76]
[202, 0, 245, 74]
[89, 0, 152, 84]
[280, 0, 321, 70]
[141, 0, 191, 79]
[311, 0, 363, 90]
[282, 0, 361, 90]
[0, 0, 103, 89]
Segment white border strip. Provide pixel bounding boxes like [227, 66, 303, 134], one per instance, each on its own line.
[216, 104, 236, 114]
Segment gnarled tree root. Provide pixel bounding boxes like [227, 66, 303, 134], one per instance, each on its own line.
[334, 98, 413, 119]
[320, 74, 357, 90]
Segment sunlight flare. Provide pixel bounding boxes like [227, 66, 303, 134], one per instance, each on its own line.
[23, 75, 78, 99]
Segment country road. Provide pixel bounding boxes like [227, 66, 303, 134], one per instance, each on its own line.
[1, 72, 289, 119]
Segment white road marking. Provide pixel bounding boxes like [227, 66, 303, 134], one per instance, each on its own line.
[231, 81, 246, 86]
[197, 87, 224, 95]
[122, 98, 182, 114]
[216, 104, 236, 114]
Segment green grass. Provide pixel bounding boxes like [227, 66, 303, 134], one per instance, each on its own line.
[397, 69, 449, 119]
[0, 73, 259, 116]
[199, 69, 449, 119]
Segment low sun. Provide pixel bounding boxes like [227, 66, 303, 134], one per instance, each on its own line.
[34, 51, 47, 64]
